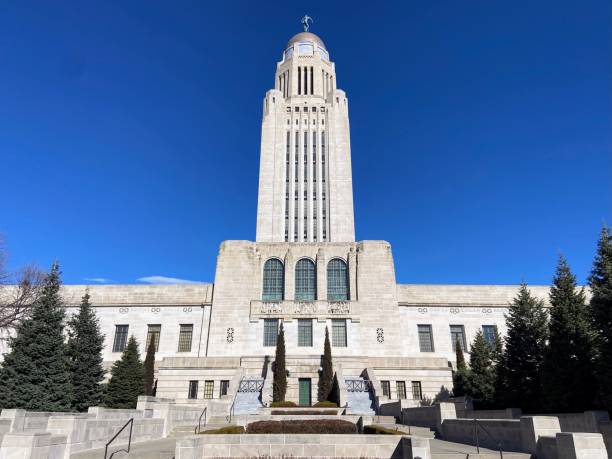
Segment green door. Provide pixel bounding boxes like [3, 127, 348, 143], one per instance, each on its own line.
[298, 378, 311, 406]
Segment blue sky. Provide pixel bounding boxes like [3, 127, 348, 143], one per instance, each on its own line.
[0, 1, 610, 286]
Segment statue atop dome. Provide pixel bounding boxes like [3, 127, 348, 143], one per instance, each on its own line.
[301, 15, 313, 32]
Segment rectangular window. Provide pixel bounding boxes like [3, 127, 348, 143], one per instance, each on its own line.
[417, 324, 434, 352]
[412, 381, 422, 400]
[298, 319, 313, 347]
[113, 325, 129, 353]
[482, 325, 498, 345]
[203, 380, 214, 399]
[263, 319, 279, 347]
[450, 325, 467, 352]
[188, 380, 198, 399]
[381, 380, 391, 398]
[220, 380, 229, 397]
[332, 319, 347, 347]
[146, 324, 161, 352]
[396, 381, 407, 400]
[178, 324, 193, 352]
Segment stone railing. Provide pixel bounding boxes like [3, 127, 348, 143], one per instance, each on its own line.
[249, 300, 355, 321]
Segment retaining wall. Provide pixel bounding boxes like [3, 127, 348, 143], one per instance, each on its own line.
[175, 434, 430, 459]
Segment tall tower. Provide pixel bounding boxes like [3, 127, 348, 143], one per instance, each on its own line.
[255, 23, 355, 243]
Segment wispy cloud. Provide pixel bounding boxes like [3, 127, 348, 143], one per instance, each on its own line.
[136, 275, 205, 285]
[83, 277, 113, 284]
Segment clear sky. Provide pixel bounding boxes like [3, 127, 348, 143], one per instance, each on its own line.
[0, 1, 610, 286]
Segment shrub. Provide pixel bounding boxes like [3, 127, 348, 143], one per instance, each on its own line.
[246, 419, 356, 434]
[313, 401, 338, 407]
[201, 425, 245, 434]
[363, 425, 404, 435]
[271, 410, 337, 415]
[270, 401, 297, 407]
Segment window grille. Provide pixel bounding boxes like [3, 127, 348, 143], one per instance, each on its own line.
[178, 324, 193, 352]
[396, 381, 407, 400]
[112, 325, 129, 352]
[381, 380, 391, 398]
[204, 380, 214, 399]
[262, 259, 284, 301]
[332, 319, 347, 347]
[188, 380, 198, 399]
[298, 319, 313, 347]
[450, 325, 466, 352]
[295, 259, 316, 301]
[146, 324, 161, 352]
[220, 380, 229, 397]
[327, 259, 349, 301]
[263, 319, 279, 347]
[417, 324, 434, 352]
[482, 325, 498, 345]
[411, 381, 422, 400]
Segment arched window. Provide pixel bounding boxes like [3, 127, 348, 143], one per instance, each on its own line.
[295, 258, 316, 301]
[262, 259, 284, 301]
[327, 258, 349, 301]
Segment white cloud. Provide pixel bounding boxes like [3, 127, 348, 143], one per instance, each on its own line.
[83, 277, 113, 284]
[136, 275, 205, 285]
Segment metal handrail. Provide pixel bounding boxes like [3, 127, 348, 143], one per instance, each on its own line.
[473, 418, 504, 458]
[227, 394, 237, 423]
[104, 418, 134, 459]
[194, 407, 207, 434]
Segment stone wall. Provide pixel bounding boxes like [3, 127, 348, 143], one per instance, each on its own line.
[175, 433, 428, 459]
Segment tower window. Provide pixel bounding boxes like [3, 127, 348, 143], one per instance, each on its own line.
[295, 259, 316, 301]
[262, 258, 284, 301]
[327, 259, 349, 301]
[298, 67, 301, 95]
[332, 319, 347, 347]
[310, 67, 314, 95]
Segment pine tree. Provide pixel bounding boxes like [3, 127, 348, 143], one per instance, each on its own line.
[104, 336, 144, 409]
[452, 337, 470, 397]
[143, 338, 156, 396]
[541, 255, 597, 411]
[589, 226, 612, 410]
[469, 331, 497, 407]
[317, 327, 334, 402]
[497, 284, 548, 412]
[67, 291, 105, 412]
[0, 262, 73, 411]
[272, 323, 287, 402]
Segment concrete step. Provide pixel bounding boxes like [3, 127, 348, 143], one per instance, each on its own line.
[430, 439, 530, 459]
[374, 423, 436, 438]
[71, 438, 176, 459]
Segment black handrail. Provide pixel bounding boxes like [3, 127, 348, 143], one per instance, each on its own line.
[104, 418, 134, 459]
[194, 407, 207, 434]
[473, 418, 504, 459]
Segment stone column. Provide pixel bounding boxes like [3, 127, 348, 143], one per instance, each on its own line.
[348, 246, 357, 301]
[284, 248, 294, 301]
[316, 247, 326, 300]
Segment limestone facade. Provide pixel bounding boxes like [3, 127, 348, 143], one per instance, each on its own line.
[0, 28, 558, 407]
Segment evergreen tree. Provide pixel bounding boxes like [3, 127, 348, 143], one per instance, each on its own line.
[541, 255, 597, 412]
[452, 337, 470, 397]
[468, 331, 497, 407]
[0, 262, 73, 411]
[67, 291, 105, 412]
[317, 327, 334, 402]
[143, 338, 156, 397]
[589, 226, 612, 410]
[497, 284, 548, 412]
[272, 323, 287, 402]
[104, 336, 144, 409]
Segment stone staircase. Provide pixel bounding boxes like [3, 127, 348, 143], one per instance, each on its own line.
[345, 377, 375, 415]
[430, 439, 531, 459]
[231, 377, 264, 416]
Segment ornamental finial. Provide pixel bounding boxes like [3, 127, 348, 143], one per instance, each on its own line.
[301, 15, 313, 32]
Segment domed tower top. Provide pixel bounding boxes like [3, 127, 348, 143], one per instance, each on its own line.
[286, 31, 326, 50]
